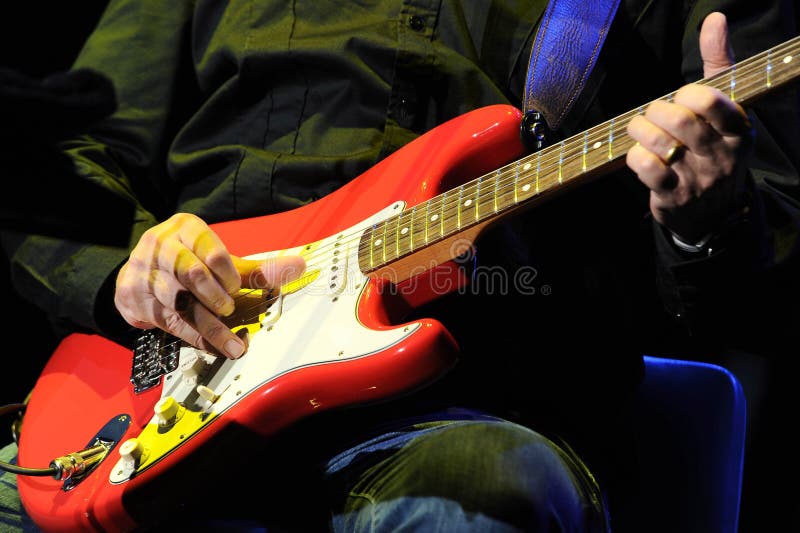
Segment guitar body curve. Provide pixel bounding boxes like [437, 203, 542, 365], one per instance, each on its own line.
[17, 104, 527, 531]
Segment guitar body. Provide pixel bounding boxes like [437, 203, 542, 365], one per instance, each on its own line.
[17, 104, 527, 532]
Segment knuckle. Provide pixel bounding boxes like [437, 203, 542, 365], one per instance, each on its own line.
[170, 212, 197, 225]
[139, 227, 161, 247]
[642, 128, 663, 147]
[164, 312, 185, 333]
[640, 154, 663, 173]
[646, 99, 670, 118]
[666, 111, 693, 132]
[211, 294, 232, 313]
[626, 115, 646, 135]
[184, 262, 209, 284]
[205, 251, 238, 286]
[204, 248, 228, 267]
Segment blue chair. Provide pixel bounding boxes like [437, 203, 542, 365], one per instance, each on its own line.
[633, 356, 747, 533]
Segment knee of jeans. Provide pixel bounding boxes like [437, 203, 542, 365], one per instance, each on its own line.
[351, 420, 606, 532]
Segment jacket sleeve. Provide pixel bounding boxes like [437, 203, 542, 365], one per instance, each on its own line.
[2, 0, 195, 344]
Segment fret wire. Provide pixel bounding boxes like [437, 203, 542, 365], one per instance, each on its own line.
[369, 225, 376, 269]
[474, 178, 481, 222]
[430, 195, 439, 241]
[456, 186, 463, 230]
[381, 218, 388, 264]
[383, 216, 393, 263]
[513, 164, 519, 204]
[439, 190, 446, 239]
[386, 215, 397, 262]
[394, 209, 402, 260]
[409, 205, 416, 252]
[582, 131, 588, 172]
[767, 49, 773, 88]
[494, 169, 500, 213]
[424, 198, 431, 244]
[400, 210, 409, 255]
[480, 176, 492, 215]
[536, 150, 541, 193]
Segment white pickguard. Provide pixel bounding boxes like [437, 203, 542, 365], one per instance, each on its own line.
[109, 202, 418, 483]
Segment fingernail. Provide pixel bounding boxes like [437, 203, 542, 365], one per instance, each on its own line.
[224, 339, 245, 359]
[220, 299, 235, 317]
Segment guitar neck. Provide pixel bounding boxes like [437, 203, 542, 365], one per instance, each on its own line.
[359, 35, 800, 279]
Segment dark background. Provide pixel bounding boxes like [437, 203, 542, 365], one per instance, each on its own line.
[0, 2, 110, 425]
[0, 5, 794, 529]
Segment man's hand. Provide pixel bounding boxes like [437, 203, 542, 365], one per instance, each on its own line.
[626, 11, 753, 243]
[114, 213, 306, 359]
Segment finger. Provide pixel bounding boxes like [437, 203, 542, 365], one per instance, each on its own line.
[150, 268, 193, 323]
[700, 12, 733, 78]
[170, 243, 236, 317]
[626, 142, 679, 193]
[147, 214, 238, 317]
[639, 98, 718, 156]
[133, 274, 247, 360]
[169, 290, 247, 359]
[118, 267, 243, 359]
[627, 114, 685, 165]
[663, 143, 685, 166]
[235, 255, 307, 290]
[648, 191, 683, 221]
[114, 262, 162, 329]
[175, 214, 241, 294]
[116, 267, 194, 334]
[158, 310, 203, 350]
[673, 84, 751, 138]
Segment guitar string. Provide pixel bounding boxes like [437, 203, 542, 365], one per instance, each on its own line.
[143, 38, 800, 353]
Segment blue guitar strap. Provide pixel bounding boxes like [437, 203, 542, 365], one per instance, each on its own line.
[523, 0, 621, 132]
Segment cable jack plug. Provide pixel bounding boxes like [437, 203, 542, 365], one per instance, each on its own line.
[50, 441, 111, 481]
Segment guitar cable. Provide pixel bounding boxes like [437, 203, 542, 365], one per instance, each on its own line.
[0, 402, 59, 477]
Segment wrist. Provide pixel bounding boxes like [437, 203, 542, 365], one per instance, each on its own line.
[667, 199, 753, 257]
[666, 171, 759, 257]
[669, 231, 715, 254]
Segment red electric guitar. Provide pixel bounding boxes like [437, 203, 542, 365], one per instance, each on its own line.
[17, 36, 800, 531]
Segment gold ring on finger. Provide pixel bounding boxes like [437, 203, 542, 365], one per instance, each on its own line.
[664, 143, 685, 165]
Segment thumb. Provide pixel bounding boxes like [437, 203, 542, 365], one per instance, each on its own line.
[234, 255, 307, 290]
[700, 12, 734, 78]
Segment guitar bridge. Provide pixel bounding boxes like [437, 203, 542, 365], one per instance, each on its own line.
[131, 330, 181, 393]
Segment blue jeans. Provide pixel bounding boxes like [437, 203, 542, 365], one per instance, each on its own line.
[1, 408, 608, 532]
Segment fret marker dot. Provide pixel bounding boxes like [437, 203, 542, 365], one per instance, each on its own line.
[400, 227, 409, 235]
[374, 239, 382, 246]
[593, 141, 602, 149]
[523, 163, 532, 171]
[784, 55, 793, 64]
[522, 184, 531, 192]
[430, 214, 439, 222]
[464, 199, 473, 207]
